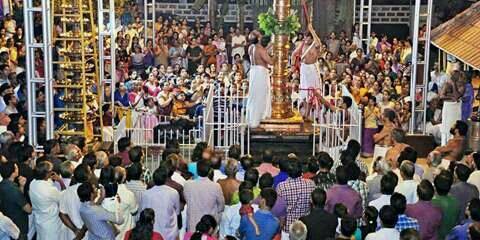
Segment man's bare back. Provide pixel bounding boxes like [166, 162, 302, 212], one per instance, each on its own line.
[374, 123, 394, 146]
[249, 43, 272, 68]
[440, 71, 466, 101]
[217, 178, 240, 205]
[435, 136, 465, 161]
[385, 143, 409, 167]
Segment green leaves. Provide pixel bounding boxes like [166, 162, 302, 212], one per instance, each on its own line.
[258, 9, 278, 36]
[257, 8, 301, 37]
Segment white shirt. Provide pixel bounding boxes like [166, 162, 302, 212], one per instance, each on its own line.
[125, 180, 147, 207]
[219, 203, 259, 239]
[231, 35, 246, 58]
[365, 228, 400, 240]
[219, 204, 241, 238]
[3, 106, 17, 115]
[213, 169, 227, 183]
[94, 169, 101, 178]
[393, 169, 421, 182]
[140, 185, 180, 240]
[70, 159, 83, 169]
[102, 184, 138, 240]
[468, 171, 480, 193]
[54, 178, 71, 191]
[171, 171, 186, 187]
[0, 126, 6, 135]
[0, 211, 19, 240]
[394, 179, 419, 204]
[352, 35, 362, 51]
[429, 71, 448, 91]
[368, 194, 391, 212]
[59, 183, 85, 240]
[29, 179, 65, 240]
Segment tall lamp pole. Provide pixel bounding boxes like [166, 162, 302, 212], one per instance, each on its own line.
[271, 0, 293, 119]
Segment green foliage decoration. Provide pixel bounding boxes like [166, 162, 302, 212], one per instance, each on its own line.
[258, 9, 301, 37]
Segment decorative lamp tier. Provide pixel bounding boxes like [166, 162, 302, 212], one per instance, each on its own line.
[52, 0, 102, 142]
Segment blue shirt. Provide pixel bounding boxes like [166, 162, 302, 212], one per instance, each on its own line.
[446, 219, 472, 240]
[79, 202, 124, 240]
[238, 210, 279, 240]
[273, 171, 289, 189]
[462, 83, 474, 121]
[188, 162, 198, 179]
[114, 91, 129, 107]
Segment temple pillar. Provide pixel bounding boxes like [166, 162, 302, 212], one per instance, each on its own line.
[271, 0, 293, 119]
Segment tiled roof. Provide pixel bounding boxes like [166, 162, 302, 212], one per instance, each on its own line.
[431, 1, 480, 70]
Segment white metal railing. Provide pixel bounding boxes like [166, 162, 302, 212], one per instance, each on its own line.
[113, 116, 127, 153]
[203, 85, 250, 156]
[144, 0, 156, 46]
[98, 0, 116, 125]
[25, 0, 54, 149]
[125, 127, 198, 171]
[116, 83, 359, 165]
[312, 84, 362, 160]
[203, 87, 215, 147]
[124, 112, 200, 170]
[112, 83, 250, 171]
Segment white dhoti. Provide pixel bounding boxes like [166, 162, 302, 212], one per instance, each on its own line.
[299, 63, 320, 100]
[246, 65, 271, 128]
[441, 101, 462, 145]
[426, 122, 442, 145]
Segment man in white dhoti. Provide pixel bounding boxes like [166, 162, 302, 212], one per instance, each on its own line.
[439, 70, 465, 145]
[29, 161, 67, 240]
[246, 31, 273, 128]
[292, 33, 321, 119]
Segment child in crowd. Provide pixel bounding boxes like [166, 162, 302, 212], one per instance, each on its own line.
[239, 189, 261, 236]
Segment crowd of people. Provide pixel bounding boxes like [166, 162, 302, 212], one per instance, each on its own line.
[105, 2, 255, 129]
[0, 0, 480, 240]
[0, 0, 29, 144]
[102, 1, 478, 150]
[1, 123, 480, 240]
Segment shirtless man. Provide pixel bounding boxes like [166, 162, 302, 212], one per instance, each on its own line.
[217, 159, 241, 205]
[246, 31, 273, 128]
[440, 70, 466, 102]
[384, 128, 410, 168]
[372, 109, 396, 161]
[430, 120, 468, 169]
[292, 32, 321, 119]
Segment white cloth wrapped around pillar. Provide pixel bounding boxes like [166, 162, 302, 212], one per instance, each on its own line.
[441, 101, 462, 145]
[299, 63, 321, 100]
[246, 65, 271, 128]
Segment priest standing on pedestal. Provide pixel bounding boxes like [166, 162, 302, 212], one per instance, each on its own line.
[246, 31, 273, 128]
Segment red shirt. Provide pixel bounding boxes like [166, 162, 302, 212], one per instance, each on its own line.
[239, 204, 254, 216]
[124, 230, 163, 240]
[117, 150, 131, 166]
[302, 172, 316, 180]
